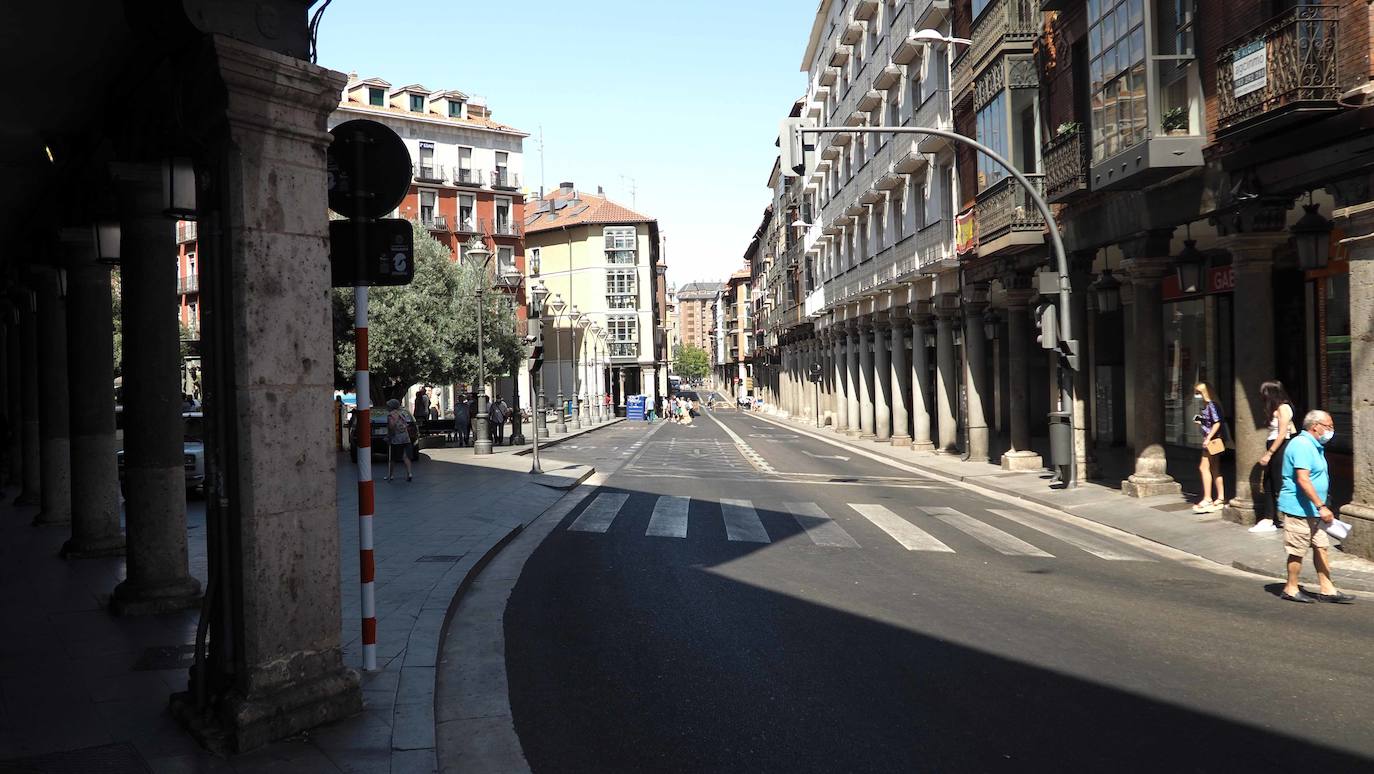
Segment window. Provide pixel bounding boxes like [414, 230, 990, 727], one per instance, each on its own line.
[448, 99, 464, 118]
[418, 142, 435, 178]
[973, 0, 992, 18]
[495, 151, 510, 186]
[497, 246, 515, 277]
[409, 93, 425, 112]
[187, 252, 197, 276]
[606, 270, 637, 309]
[604, 226, 637, 264]
[457, 147, 474, 183]
[975, 91, 1009, 190]
[495, 199, 511, 233]
[607, 316, 638, 357]
[1089, 0, 1148, 161]
[458, 194, 475, 231]
[368, 87, 384, 107]
[530, 247, 541, 275]
[419, 190, 436, 225]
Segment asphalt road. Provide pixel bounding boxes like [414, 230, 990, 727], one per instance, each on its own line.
[505, 408, 1374, 773]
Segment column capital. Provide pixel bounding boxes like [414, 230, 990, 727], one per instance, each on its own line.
[908, 299, 934, 324]
[888, 306, 909, 325]
[1121, 256, 1174, 284]
[1215, 232, 1283, 268]
[1120, 228, 1175, 262]
[1003, 287, 1036, 308]
[962, 282, 990, 314]
[934, 292, 961, 320]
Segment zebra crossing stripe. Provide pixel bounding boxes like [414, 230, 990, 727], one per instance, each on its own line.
[646, 496, 690, 538]
[849, 504, 954, 552]
[988, 509, 1153, 561]
[920, 507, 1054, 557]
[720, 499, 770, 543]
[785, 502, 860, 547]
[568, 493, 630, 533]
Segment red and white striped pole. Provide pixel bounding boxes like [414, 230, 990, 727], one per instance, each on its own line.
[355, 285, 378, 671]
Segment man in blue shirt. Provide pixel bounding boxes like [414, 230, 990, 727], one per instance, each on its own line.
[1278, 409, 1354, 603]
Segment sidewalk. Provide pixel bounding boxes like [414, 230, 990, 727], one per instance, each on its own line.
[0, 417, 619, 772]
[417, 416, 625, 457]
[751, 408, 1374, 594]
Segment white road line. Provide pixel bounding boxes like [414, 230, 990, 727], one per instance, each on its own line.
[703, 411, 777, 474]
[988, 509, 1153, 561]
[920, 507, 1054, 557]
[849, 504, 954, 552]
[567, 493, 630, 533]
[720, 499, 770, 543]
[646, 496, 690, 538]
[784, 502, 860, 548]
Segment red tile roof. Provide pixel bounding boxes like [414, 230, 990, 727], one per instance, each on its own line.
[524, 186, 656, 233]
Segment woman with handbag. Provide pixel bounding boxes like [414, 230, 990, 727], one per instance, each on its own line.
[1193, 382, 1226, 513]
[1252, 380, 1297, 533]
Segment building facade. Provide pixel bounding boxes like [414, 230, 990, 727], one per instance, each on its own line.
[762, 0, 1374, 560]
[524, 183, 667, 416]
[676, 281, 725, 355]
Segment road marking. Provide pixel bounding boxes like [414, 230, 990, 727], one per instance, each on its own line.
[567, 493, 630, 533]
[720, 499, 770, 543]
[804, 450, 851, 461]
[703, 411, 777, 474]
[784, 502, 860, 548]
[988, 509, 1153, 561]
[920, 507, 1054, 557]
[849, 504, 954, 552]
[646, 496, 690, 538]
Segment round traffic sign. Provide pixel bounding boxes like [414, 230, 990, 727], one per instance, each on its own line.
[327, 119, 413, 220]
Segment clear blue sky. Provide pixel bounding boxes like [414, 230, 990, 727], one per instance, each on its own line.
[318, 0, 813, 288]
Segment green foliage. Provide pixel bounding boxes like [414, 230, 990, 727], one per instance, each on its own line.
[673, 344, 710, 381]
[111, 272, 122, 377]
[333, 221, 521, 400]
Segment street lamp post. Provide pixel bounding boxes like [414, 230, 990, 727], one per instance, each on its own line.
[549, 293, 567, 434]
[570, 307, 584, 430]
[580, 318, 594, 423]
[500, 273, 525, 446]
[592, 326, 605, 422]
[465, 238, 494, 455]
[533, 281, 549, 437]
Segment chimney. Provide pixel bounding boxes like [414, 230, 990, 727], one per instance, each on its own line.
[597, 185, 604, 195]
[559, 181, 575, 194]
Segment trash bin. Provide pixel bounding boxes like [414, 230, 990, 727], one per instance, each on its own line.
[1048, 411, 1073, 469]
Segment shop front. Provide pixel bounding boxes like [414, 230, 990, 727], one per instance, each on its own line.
[1159, 264, 1235, 451]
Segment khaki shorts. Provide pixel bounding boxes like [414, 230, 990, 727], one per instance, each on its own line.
[1283, 514, 1330, 556]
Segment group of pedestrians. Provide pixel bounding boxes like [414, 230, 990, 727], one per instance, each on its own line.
[1187, 378, 1353, 604]
[662, 395, 695, 425]
[449, 393, 512, 446]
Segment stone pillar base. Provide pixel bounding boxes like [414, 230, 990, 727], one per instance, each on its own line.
[1337, 502, 1374, 561]
[60, 535, 126, 559]
[911, 441, 935, 452]
[890, 435, 912, 447]
[861, 432, 877, 440]
[1001, 451, 1044, 471]
[32, 511, 71, 527]
[13, 492, 38, 506]
[170, 666, 361, 755]
[111, 576, 203, 616]
[1121, 475, 1182, 498]
[845, 429, 863, 438]
[1222, 498, 1260, 527]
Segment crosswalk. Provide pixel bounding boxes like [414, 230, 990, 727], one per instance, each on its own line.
[564, 494, 1156, 562]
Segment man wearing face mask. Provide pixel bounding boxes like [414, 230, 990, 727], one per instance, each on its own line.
[1277, 409, 1354, 603]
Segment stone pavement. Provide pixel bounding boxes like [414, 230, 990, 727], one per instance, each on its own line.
[752, 409, 1374, 594]
[0, 416, 620, 773]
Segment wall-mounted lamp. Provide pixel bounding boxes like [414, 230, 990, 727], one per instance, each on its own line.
[1291, 194, 1332, 271]
[1092, 269, 1122, 313]
[983, 309, 1000, 340]
[163, 157, 197, 219]
[93, 221, 121, 266]
[1174, 225, 1205, 293]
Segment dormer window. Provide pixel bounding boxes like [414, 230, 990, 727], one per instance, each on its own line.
[368, 87, 384, 106]
[409, 94, 424, 112]
[448, 99, 464, 118]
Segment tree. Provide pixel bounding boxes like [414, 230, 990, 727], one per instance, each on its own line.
[333, 221, 520, 401]
[673, 344, 710, 381]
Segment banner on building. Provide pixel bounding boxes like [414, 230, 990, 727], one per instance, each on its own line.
[955, 210, 978, 255]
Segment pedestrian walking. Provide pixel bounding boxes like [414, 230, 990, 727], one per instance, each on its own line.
[413, 387, 430, 423]
[385, 399, 414, 482]
[489, 396, 506, 445]
[1252, 380, 1298, 533]
[1277, 409, 1354, 604]
[1192, 382, 1226, 513]
[453, 396, 471, 447]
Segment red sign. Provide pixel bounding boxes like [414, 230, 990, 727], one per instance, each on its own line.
[1161, 265, 1234, 301]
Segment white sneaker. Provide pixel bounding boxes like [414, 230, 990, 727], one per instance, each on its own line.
[1248, 519, 1278, 533]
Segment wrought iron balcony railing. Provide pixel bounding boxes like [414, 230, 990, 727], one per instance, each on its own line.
[1043, 125, 1090, 203]
[177, 275, 199, 294]
[491, 169, 520, 189]
[952, 0, 1038, 99]
[609, 342, 639, 358]
[176, 221, 198, 244]
[491, 219, 522, 237]
[1216, 5, 1339, 135]
[414, 163, 445, 183]
[973, 174, 1046, 246]
[424, 214, 448, 231]
[454, 167, 483, 186]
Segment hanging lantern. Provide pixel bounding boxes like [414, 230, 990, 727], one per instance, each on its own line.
[1291, 201, 1333, 270]
[922, 329, 936, 348]
[1092, 269, 1122, 313]
[162, 157, 197, 219]
[93, 220, 122, 266]
[983, 309, 1000, 340]
[1174, 239, 1205, 294]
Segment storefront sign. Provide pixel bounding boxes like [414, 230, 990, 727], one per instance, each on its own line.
[955, 210, 977, 255]
[1162, 265, 1234, 300]
[1232, 40, 1267, 98]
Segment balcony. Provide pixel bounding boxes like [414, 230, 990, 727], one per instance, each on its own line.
[872, 64, 902, 91]
[176, 221, 197, 243]
[177, 274, 199, 294]
[609, 342, 639, 359]
[1216, 5, 1339, 138]
[857, 89, 883, 111]
[491, 219, 522, 237]
[414, 163, 445, 183]
[913, 90, 953, 153]
[829, 43, 852, 67]
[819, 66, 840, 86]
[454, 216, 482, 235]
[491, 169, 520, 190]
[851, 0, 878, 20]
[453, 167, 483, 187]
[1043, 125, 1089, 204]
[916, 219, 957, 272]
[841, 20, 864, 46]
[973, 174, 1046, 257]
[607, 295, 638, 310]
[424, 214, 448, 232]
[952, 0, 1038, 100]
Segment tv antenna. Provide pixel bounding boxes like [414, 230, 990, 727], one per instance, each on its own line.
[619, 175, 637, 208]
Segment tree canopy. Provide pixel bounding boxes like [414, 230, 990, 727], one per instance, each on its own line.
[672, 344, 710, 381]
[333, 221, 521, 400]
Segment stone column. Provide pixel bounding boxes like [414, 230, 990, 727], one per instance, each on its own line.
[910, 307, 935, 451]
[112, 176, 201, 611]
[33, 267, 71, 527]
[14, 297, 40, 505]
[61, 243, 125, 558]
[889, 309, 911, 446]
[1221, 235, 1282, 525]
[833, 328, 849, 433]
[1336, 200, 1374, 558]
[962, 287, 991, 463]
[167, 36, 359, 753]
[4, 320, 18, 489]
[934, 298, 960, 453]
[1000, 285, 1043, 470]
[858, 319, 876, 439]
[846, 322, 862, 436]
[873, 317, 892, 441]
[1121, 237, 1182, 497]
[1068, 253, 1097, 481]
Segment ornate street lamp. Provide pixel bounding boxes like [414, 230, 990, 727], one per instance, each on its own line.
[1291, 194, 1333, 270]
[569, 307, 585, 429]
[983, 309, 1001, 341]
[464, 238, 494, 454]
[495, 265, 525, 445]
[1174, 225, 1206, 294]
[1092, 269, 1122, 313]
[548, 293, 567, 434]
[531, 281, 550, 436]
[162, 157, 197, 219]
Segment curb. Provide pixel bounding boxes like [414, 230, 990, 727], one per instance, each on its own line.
[516, 417, 628, 456]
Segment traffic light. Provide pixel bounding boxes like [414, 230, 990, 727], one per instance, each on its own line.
[1035, 301, 1059, 350]
[779, 117, 814, 177]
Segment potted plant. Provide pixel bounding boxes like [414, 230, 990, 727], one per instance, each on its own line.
[1056, 121, 1081, 137]
[1161, 107, 1189, 136]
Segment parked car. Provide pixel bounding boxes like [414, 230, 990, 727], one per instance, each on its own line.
[115, 411, 206, 495]
[348, 407, 419, 462]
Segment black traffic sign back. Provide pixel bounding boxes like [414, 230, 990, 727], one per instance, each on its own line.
[330, 219, 415, 288]
[327, 119, 412, 220]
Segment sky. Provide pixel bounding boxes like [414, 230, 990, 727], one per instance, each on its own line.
[317, 0, 814, 289]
